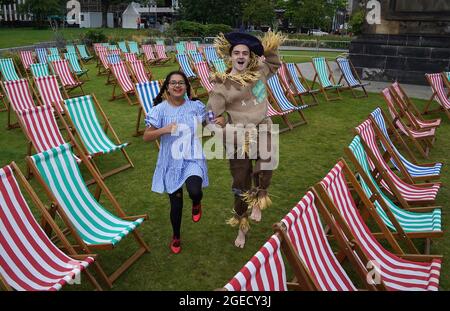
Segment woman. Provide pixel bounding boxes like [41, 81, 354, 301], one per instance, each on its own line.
[143, 71, 208, 254]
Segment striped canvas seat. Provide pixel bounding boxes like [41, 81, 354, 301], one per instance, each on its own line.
[64, 95, 128, 155]
[348, 136, 441, 233]
[194, 61, 214, 92]
[142, 45, 157, 63]
[128, 60, 149, 83]
[136, 81, 160, 116]
[30, 63, 50, 78]
[118, 41, 128, 53]
[128, 41, 140, 55]
[0, 164, 95, 291]
[106, 54, 121, 65]
[281, 191, 357, 291]
[190, 51, 203, 64]
[19, 51, 35, 71]
[108, 44, 119, 52]
[176, 42, 186, 54]
[286, 63, 308, 94]
[266, 103, 292, 117]
[355, 119, 440, 203]
[224, 235, 287, 291]
[425, 73, 450, 119]
[97, 51, 110, 70]
[34, 75, 64, 112]
[155, 44, 169, 60]
[204, 46, 219, 64]
[319, 162, 441, 291]
[177, 54, 196, 78]
[312, 57, 341, 88]
[371, 108, 442, 178]
[47, 54, 61, 63]
[30, 143, 144, 246]
[65, 45, 76, 54]
[267, 75, 308, 111]
[3, 79, 36, 112]
[35, 48, 48, 64]
[278, 65, 296, 95]
[64, 53, 88, 76]
[212, 58, 227, 73]
[0, 58, 21, 81]
[336, 57, 361, 87]
[48, 47, 59, 56]
[51, 59, 81, 88]
[76, 45, 93, 61]
[155, 39, 164, 45]
[185, 42, 196, 52]
[110, 61, 134, 93]
[124, 53, 138, 62]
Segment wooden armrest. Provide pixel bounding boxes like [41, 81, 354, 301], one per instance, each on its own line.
[122, 214, 148, 221]
[396, 254, 443, 262]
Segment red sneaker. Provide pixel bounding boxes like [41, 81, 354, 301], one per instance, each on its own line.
[170, 237, 181, 254]
[192, 204, 202, 223]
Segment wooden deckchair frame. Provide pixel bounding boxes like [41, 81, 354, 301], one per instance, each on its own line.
[2, 162, 103, 291]
[49, 59, 85, 96]
[134, 79, 162, 137]
[109, 62, 139, 106]
[382, 89, 435, 159]
[311, 57, 342, 101]
[273, 188, 379, 291]
[64, 52, 90, 81]
[423, 73, 450, 120]
[55, 94, 134, 180]
[26, 146, 150, 288]
[153, 44, 171, 65]
[284, 63, 319, 106]
[314, 159, 443, 274]
[336, 57, 368, 98]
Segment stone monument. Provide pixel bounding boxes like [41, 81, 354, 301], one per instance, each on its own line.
[349, 0, 450, 85]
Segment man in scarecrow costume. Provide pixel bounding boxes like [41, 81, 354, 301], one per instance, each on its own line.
[206, 31, 285, 248]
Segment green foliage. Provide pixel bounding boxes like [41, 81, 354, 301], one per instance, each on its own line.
[179, 0, 242, 26]
[18, 0, 65, 24]
[167, 21, 232, 37]
[204, 24, 233, 36]
[348, 9, 365, 35]
[243, 0, 275, 27]
[80, 30, 107, 46]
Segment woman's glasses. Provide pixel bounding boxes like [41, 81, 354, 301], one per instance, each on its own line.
[169, 80, 186, 87]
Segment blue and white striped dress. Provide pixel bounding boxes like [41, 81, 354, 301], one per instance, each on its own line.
[145, 99, 209, 194]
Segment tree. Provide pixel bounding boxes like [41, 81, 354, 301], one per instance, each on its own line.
[179, 0, 243, 26]
[242, 0, 275, 28]
[18, 0, 65, 26]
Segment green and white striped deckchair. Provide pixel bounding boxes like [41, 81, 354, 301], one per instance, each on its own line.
[48, 47, 59, 56]
[30, 63, 50, 78]
[63, 94, 134, 178]
[76, 44, 93, 62]
[176, 42, 186, 54]
[128, 41, 140, 55]
[0, 58, 21, 81]
[28, 143, 149, 287]
[346, 136, 442, 246]
[312, 57, 342, 101]
[47, 54, 61, 63]
[118, 41, 128, 53]
[64, 52, 89, 78]
[66, 45, 77, 54]
[155, 39, 164, 45]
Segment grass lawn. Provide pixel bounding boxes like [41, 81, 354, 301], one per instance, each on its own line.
[0, 49, 449, 291]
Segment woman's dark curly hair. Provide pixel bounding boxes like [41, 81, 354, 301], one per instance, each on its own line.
[153, 71, 197, 105]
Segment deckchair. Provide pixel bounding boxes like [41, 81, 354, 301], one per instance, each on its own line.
[1, 79, 40, 129]
[311, 57, 342, 101]
[266, 75, 308, 128]
[203, 46, 219, 65]
[185, 42, 197, 52]
[176, 54, 197, 79]
[336, 57, 368, 97]
[27, 143, 149, 287]
[47, 54, 61, 63]
[382, 88, 435, 158]
[135, 80, 160, 135]
[108, 44, 120, 53]
[212, 58, 227, 73]
[274, 190, 378, 291]
[118, 41, 128, 53]
[30, 63, 50, 78]
[424, 73, 450, 119]
[35, 48, 48, 64]
[64, 52, 89, 79]
[127, 60, 152, 84]
[60, 94, 134, 179]
[354, 118, 441, 206]
[33, 75, 66, 112]
[314, 160, 442, 291]
[0, 58, 21, 81]
[345, 136, 442, 253]
[109, 61, 137, 105]
[370, 107, 442, 182]
[50, 59, 85, 95]
[284, 63, 319, 106]
[0, 162, 102, 291]
[128, 41, 140, 56]
[266, 103, 295, 133]
[19, 51, 36, 76]
[65, 45, 77, 54]
[48, 47, 59, 56]
[189, 51, 204, 64]
[142, 44, 158, 65]
[193, 61, 214, 95]
[96, 50, 110, 75]
[390, 82, 441, 129]
[155, 39, 165, 46]
[176, 42, 186, 54]
[76, 44, 94, 62]
[154, 44, 170, 64]
[223, 235, 288, 291]
[106, 54, 121, 65]
[124, 52, 138, 62]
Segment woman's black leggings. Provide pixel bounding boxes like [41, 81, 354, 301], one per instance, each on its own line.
[168, 176, 203, 239]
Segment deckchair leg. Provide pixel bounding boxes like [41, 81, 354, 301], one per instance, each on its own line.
[83, 269, 103, 291]
[422, 93, 436, 115]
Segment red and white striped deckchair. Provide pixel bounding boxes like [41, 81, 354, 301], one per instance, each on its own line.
[124, 52, 138, 62]
[33, 75, 65, 112]
[51, 59, 84, 95]
[355, 118, 441, 206]
[96, 50, 111, 78]
[266, 103, 294, 133]
[142, 44, 158, 65]
[127, 60, 151, 83]
[223, 235, 287, 291]
[185, 41, 197, 52]
[1, 79, 40, 129]
[390, 82, 441, 130]
[0, 162, 101, 291]
[382, 88, 435, 158]
[193, 61, 214, 94]
[275, 190, 377, 291]
[19, 51, 35, 76]
[316, 161, 442, 291]
[110, 61, 137, 105]
[154, 44, 170, 64]
[424, 73, 450, 120]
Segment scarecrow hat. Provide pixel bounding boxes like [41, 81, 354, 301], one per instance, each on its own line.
[224, 32, 264, 57]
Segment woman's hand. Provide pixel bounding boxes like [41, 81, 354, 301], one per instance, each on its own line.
[143, 122, 177, 142]
[213, 116, 226, 127]
[163, 122, 177, 134]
